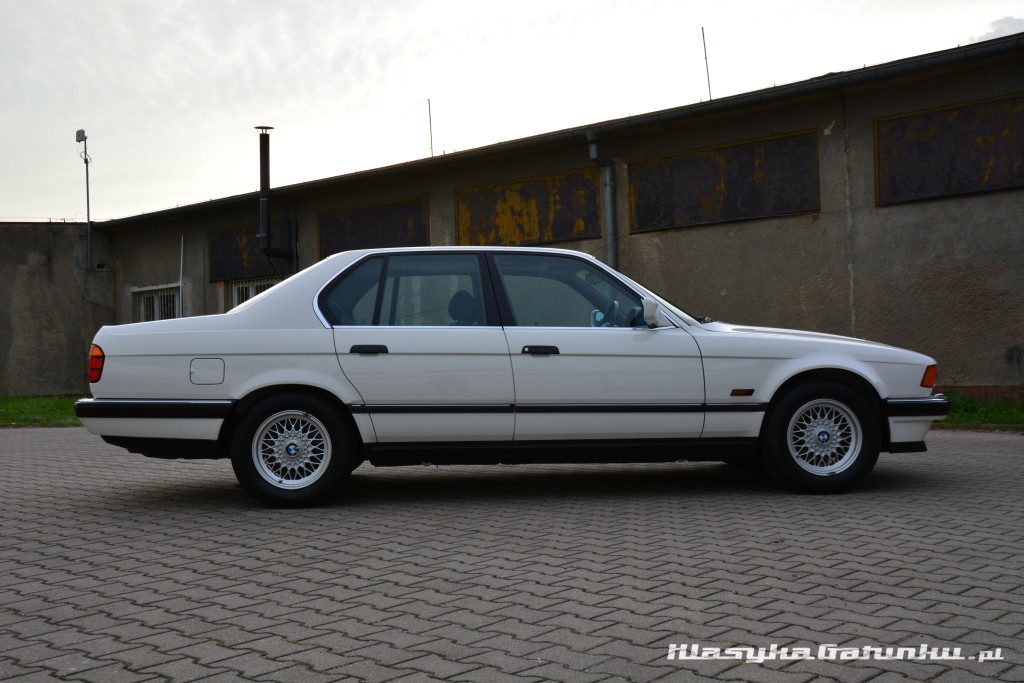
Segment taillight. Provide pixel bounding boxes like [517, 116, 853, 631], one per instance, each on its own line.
[921, 364, 937, 388]
[88, 344, 104, 383]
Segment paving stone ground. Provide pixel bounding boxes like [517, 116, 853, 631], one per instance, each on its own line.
[0, 427, 1021, 682]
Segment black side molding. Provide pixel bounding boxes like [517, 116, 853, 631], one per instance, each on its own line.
[75, 399, 235, 419]
[704, 403, 769, 413]
[349, 404, 514, 414]
[348, 402, 767, 415]
[886, 394, 951, 417]
[515, 403, 704, 413]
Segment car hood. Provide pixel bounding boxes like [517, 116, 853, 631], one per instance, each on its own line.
[702, 321, 882, 344]
[696, 321, 933, 364]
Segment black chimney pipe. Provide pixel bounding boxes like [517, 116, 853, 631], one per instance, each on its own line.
[255, 126, 273, 251]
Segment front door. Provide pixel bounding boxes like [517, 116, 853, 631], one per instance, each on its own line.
[323, 252, 514, 443]
[489, 252, 705, 441]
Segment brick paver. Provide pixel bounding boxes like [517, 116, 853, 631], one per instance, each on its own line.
[0, 427, 1021, 681]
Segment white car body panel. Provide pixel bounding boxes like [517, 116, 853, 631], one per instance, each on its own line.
[502, 326, 705, 439]
[334, 326, 515, 442]
[76, 246, 946, 458]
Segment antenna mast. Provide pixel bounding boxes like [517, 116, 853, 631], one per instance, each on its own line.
[427, 98, 434, 157]
[702, 27, 712, 100]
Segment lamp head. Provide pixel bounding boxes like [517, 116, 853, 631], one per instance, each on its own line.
[75, 129, 86, 143]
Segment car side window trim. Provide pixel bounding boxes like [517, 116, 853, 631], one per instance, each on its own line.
[482, 253, 516, 326]
[370, 256, 390, 325]
[316, 251, 501, 328]
[486, 251, 649, 329]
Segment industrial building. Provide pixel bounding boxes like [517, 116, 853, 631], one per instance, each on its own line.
[2, 34, 1022, 397]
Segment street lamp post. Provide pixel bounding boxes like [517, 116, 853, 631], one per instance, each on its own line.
[76, 128, 92, 270]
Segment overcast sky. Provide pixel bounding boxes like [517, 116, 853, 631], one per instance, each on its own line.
[1, 1, 1021, 222]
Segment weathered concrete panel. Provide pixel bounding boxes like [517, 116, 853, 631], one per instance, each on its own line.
[0, 223, 114, 396]
[876, 93, 1024, 205]
[629, 130, 820, 231]
[615, 99, 852, 342]
[847, 65, 1024, 389]
[456, 168, 600, 246]
[319, 196, 428, 258]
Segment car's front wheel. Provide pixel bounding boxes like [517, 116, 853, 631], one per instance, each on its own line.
[230, 393, 359, 507]
[760, 380, 880, 493]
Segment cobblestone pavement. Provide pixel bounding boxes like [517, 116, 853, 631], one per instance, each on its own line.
[0, 428, 1021, 682]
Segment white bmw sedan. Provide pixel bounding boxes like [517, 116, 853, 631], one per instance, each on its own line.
[76, 247, 949, 506]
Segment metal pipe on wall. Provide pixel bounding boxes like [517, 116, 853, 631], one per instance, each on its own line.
[84, 136, 92, 271]
[256, 126, 273, 251]
[586, 131, 617, 269]
[177, 234, 184, 318]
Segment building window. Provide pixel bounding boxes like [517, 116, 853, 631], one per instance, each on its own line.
[132, 285, 180, 322]
[628, 130, 820, 231]
[229, 277, 282, 309]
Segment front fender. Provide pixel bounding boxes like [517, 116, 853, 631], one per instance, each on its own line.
[759, 353, 889, 404]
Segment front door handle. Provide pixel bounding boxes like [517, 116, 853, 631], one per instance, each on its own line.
[350, 345, 388, 355]
[522, 345, 559, 355]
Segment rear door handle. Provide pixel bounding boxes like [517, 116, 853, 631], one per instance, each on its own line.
[522, 345, 559, 355]
[350, 345, 388, 355]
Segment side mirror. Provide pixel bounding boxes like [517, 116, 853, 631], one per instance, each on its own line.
[642, 298, 660, 328]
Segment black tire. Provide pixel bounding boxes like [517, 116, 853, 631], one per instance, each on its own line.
[230, 392, 360, 507]
[760, 380, 880, 493]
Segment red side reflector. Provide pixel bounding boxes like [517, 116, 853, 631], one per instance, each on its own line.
[88, 344, 104, 383]
[920, 365, 937, 388]
[730, 389, 755, 397]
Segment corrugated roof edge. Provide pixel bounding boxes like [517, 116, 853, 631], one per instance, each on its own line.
[103, 31, 1024, 229]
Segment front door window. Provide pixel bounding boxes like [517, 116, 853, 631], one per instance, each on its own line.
[491, 253, 643, 328]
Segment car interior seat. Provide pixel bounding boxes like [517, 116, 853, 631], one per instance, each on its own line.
[448, 290, 481, 325]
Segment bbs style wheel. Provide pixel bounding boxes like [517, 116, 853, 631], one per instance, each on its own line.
[760, 380, 880, 493]
[252, 410, 332, 489]
[230, 393, 359, 507]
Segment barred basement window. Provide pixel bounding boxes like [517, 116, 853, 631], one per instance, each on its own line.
[229, 277, 282, 308]
[132, 285, 180, 322]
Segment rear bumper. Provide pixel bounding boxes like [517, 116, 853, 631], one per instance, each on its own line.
[75, 399, 234, 441]
[75, 399, 235, 419]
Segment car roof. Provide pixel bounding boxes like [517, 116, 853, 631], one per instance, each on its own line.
[321, 245, 600, 264]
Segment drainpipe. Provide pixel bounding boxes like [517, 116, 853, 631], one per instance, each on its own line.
[586, 130, 617, 269]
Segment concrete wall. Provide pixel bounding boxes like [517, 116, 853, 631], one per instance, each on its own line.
[91, 48, 1024, 394]
[0, 222, 114, 395]
[611, 53, 1023, 390]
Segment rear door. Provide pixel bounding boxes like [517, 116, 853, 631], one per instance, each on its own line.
[321, 252, 514, 443]
[489, 252, 705, 441]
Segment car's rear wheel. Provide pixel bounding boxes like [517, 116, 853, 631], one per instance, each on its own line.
[230, 393, 359, 507]
[760, 380, 879, 493]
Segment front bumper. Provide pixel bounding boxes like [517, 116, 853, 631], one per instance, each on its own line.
[884, 393, 950, 452]
[885, 394, 951, 418]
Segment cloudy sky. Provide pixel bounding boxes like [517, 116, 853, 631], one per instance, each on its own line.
[1, 1, 1021, 222]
